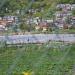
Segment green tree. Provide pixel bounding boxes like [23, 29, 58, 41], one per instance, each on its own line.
[72, 10, 75, 16]
[19, 23, 30, 32]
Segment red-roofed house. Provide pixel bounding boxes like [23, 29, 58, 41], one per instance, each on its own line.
[35, 21, 49, 31]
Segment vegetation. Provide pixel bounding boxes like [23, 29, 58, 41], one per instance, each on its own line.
[0, 42, 75, 75]
[72, 10, 75, 16]
[0, 0, 75, 16]
[0, 0, 75, 75]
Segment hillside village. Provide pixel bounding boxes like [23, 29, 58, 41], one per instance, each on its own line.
[0, 3, 75, 34]
[1, 0, 75, 75]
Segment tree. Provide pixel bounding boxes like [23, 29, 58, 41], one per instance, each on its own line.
[19, 23, 30, 32]
[58, 0, 75, 3]
[72, 10, 75, 16]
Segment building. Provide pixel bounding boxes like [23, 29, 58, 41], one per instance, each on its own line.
[35, 21, 49, 31]
[0, 16, 19, 31]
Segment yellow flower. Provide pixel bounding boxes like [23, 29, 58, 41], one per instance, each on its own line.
[22, 72, 30, 75]
[22, 71, 34, 75]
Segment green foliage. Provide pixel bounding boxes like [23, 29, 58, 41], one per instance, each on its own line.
[58, 0, 75, 3]
[46, 9, 55, 18]
[34, 12, 42, 17]
[19, 23, 35, 32]
[0, 43, 75, 75]
[19, 23, 30, 31]
[0, 0, 75, 16]
[72, 10, 75, 16]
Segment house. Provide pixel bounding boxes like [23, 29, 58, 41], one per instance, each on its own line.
[46, 20, 53, 23]
[63, 4, 71, 11]
[3, 16, 19, 23]
[57, 4, 72, 11]
[0, 25, 5, 31]
[57, 4, 75, 11]
[0, 20, 7, 31]
[35, 26, 40, 30]
[35, 21, 49, 31]
[26, 17, 41, 25]
[71, 4, 75, 10]
[64, 24, 72, 29]
[55, 11, 66, 18]
[70, 16, 75, 25]
[56, 4, 65, 9]
[0, 16, 19, 31]
[55, 22, 64, 29]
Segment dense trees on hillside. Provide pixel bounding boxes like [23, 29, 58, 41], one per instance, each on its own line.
[0, 0, 75, 16]
[58, 0, 75, 3]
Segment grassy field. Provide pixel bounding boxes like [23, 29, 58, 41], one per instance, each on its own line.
[0, 42, 75, 75]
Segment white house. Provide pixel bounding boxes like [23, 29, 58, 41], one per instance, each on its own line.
[71, 4, 75, 10]
[0, 25, 5, 30]
[65, 4, 71, 10]
[46, 20, 53, 23]
[56, 4, 65, 9]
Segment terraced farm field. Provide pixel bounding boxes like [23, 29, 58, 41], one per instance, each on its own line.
[0, 42, 75, 75]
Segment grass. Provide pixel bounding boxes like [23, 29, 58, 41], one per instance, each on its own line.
[0, 42, 75, 75]
[26, 29, 75, 34]
[0, 28, 75, 35]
